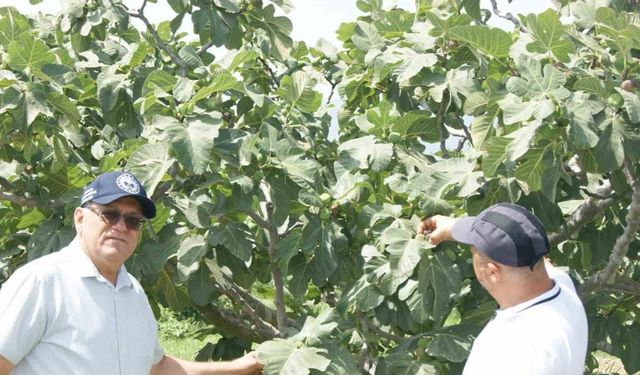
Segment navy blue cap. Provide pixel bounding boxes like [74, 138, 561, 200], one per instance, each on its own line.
[451, 203, 549, 267]
[80, 171, 156, 219]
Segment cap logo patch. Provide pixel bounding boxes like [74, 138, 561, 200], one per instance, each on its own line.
[116, 173, 141, 194]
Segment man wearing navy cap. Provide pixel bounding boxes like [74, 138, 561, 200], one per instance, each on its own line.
[419, 203, 588, 375]
[0, 171, 263, 375]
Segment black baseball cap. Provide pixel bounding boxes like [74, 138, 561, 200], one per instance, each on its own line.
[80, 171, 156, 219]
[451, 203, 549, 267]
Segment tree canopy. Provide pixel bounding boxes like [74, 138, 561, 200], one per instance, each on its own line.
[0, 0, 639, 373]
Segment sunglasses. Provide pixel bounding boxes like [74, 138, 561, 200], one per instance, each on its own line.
[84, 204, 146, 231]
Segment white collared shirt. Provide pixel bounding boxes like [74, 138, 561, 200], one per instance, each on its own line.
[462, 265, 588, 375]
[0, 238, 164, 375]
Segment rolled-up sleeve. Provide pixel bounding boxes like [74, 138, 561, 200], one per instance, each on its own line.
[0, 269, 47, 365]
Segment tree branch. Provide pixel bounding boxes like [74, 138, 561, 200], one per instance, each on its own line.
[248, 182, 289, 333]
[0, 191, 39, 207]
[0, 176, 45, 207]
[258, 57, 280, 88]
[196, 303, 278, 343]
[210, 270, 298, 330]
[488, 0, 526, 33]
[128, 4, 189, 76]
[437, 93, 450, 158]
[460, 121, 473, 147]
[580, 276, 640, 299]
[245, 210, 270, 230]
[579, 160, 640, 298]
[198, 41, 215, 56]
[358, 311, 372, 374]
[265, 200, 288, 333]
[368, 323, 405, 343]
[548, 180, 616, 246]
[219, 284, 281, 337]
[325, 75, 338, 105]
[229, 282, 299, 329]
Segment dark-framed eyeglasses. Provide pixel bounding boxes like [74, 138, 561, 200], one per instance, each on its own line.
[84, 204, 146, 231]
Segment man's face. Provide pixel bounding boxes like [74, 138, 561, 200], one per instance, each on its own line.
[74, 196, 144, 271]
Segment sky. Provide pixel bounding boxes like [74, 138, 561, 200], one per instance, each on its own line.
[3, 0, 553, 47]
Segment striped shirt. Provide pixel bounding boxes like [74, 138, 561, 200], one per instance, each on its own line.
[0, 238, 164, 375]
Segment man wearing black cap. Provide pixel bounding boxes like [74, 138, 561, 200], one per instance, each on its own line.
[419, 203, 588, 375]
[0, 171, 263, 375]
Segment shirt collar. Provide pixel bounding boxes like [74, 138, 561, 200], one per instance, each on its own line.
[495, 281, 561, 318]
[63, 238, 133, 289]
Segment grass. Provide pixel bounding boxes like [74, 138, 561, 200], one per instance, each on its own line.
[157, 306, 219, 360]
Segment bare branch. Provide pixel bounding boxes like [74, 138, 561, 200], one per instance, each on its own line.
[548, 180, 616, 246]
[258, 57, 280, 88]
[128, 6, 189, 75]
[325, 75, 338, 105]
[209, 267, 298, 330]
[445, 122, 472, 152]
[265, 201, 288, 333]
[622, 157, 639, 187]
[0, 191, 40, 207]
[358, 311, 372, 374]
[196, 303, 278, 343]
[245, 210, 270, 229]
[581, 188, 615, 200]
[230, 283, 299, 329]
[198, 41, 215, 56]
[278, 221, 303, 241]
[593, 163, 640, 284]
[461, 122, 473, 146]
[579, 160, 640, 298]
[437, 94, 450, 158]
[455, 138, 467, 153]
[0, 177, 45, 207]
[220, 284, 282, 337]
[489, 0, 526, 33]
[368, 323, 405, 343]
[250, 182, 288, 333]
[580, 276, 640, 299]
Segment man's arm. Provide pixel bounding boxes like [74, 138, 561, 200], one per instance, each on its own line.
[150, 352, 262, 375]
[0, 355, 15, 375]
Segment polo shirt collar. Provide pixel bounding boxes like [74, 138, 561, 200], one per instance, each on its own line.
[64, 238, 133, 289]
[496, 281, 561, 318]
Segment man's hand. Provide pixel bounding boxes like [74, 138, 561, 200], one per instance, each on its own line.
[229, 352, 262, 375]
[417, 215, 457, 245]
[150, 351, 263, 375]
[0, 355, 15, 375]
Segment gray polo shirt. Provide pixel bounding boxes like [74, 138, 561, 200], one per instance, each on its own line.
[0, 239, 164, 375]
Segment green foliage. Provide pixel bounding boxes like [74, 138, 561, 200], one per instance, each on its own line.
[1, 0, 640, 374]
[158, 306, 219, 360]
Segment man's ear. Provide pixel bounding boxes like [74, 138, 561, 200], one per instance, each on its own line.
[74, 207, 85, 234]
[486, 261, 502, 283]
